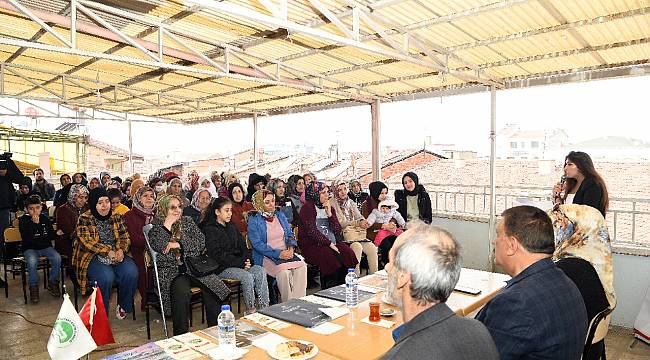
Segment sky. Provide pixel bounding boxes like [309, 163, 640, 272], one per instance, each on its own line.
[3, 74, 650, 160]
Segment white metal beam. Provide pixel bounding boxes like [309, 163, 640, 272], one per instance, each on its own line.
[7, 0, 72, 47]
[307, 0, 355, 39]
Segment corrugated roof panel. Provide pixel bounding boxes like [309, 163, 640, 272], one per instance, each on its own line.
[599, 43, 650, 64]
[577, 15, 650, 46]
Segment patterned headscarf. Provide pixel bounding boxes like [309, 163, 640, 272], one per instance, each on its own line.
[305, 181, 328, 209]
[166, 177, 185, 196]
[185, 170, 199, 192]
[67, 184, 89, 208]
[191, 188, 212, 212]
[252, 189, 275, 220]
[130, 178, 145, 197]
[133, 186, 156, 222]
[156, 194, 183, 237]
[267, 178, 287, 202]
[549, 204, 616, 308]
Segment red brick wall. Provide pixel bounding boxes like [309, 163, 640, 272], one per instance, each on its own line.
[359, 152, 441, 187]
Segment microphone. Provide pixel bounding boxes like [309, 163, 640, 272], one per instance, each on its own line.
[560, 175, 567, 185]
[558, 175, 567, 199]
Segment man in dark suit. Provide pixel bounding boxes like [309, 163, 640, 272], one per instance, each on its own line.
[475, 205, 588, 360]
[381, 222, 499, 360]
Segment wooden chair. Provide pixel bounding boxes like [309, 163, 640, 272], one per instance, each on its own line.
[10, 218, 19, 228]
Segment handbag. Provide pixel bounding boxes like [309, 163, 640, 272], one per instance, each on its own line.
[343, 225, 368, 242]
[186, 252, 222, 277]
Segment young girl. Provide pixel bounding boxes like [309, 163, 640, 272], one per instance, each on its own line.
[201, 197, 269, 314]
[366, 198, 406, 247]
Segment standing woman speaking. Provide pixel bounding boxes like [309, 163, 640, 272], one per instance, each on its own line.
[553, 151, 609, 217]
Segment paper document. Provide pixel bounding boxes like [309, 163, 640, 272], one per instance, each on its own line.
[318, 307, 349, 320]
[251, 333, 288, 352]
[307, 322, 344, 335]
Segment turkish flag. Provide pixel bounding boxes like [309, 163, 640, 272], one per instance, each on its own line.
[79, 287, 115, 346]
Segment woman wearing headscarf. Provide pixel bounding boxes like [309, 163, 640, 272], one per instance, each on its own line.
[348, 179, 368, 212]
[286, 174, 306, 226]
[167, 177, 190, 208]
[299, 182, 358, 288]
[15, 176, 35, 212]
[248, 189, 307, 302]
[148, 194, 229, 335]
[394, 172, 432, 224]
[246, 173, 267, 202]
[268, 178, 294, 224]
[183, 188, 212, 225]
[203, 197, 269, 313]
[184, 170, 200, 202]
[361, 181, 390, 243]
[550, 204, 615, 360]
[331, 180, 377, 276]
[72, 172, 86, 185]
[72, 188, 138, 318]
[55, 184, 89, 260]
[228, 182, 254, 236]
[196, 175, 217, 199]
[53, 174, 72, 207]
[123, 186, 156, 311]
[99, 171, 111, 188]
[149, 177, 165, 199]
[120, 180, 133, 208]
[88, 177, 101, 190]
[219, 173, 238, 199]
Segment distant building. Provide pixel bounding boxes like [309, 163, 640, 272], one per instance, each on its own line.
[498, 124, 569, 159]
[86, 138, 145, 176]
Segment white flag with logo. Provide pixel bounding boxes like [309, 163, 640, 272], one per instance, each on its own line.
[47, 294, 97, 360]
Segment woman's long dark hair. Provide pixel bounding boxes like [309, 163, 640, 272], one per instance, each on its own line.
[564, 151, 609, 212]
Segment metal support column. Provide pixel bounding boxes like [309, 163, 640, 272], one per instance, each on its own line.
[253, 113, 258, 173]
[371, 100, 381, 181]
[488, 86, 497, 271]
[127, 113, 133, 174]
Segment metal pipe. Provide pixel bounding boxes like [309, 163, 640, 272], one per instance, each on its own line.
[371, 100, 381, 181]
[488, 86, 497, 271]
[253, 113, 258, 173]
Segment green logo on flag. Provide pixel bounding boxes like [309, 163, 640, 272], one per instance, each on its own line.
[52, 318, 77, 347]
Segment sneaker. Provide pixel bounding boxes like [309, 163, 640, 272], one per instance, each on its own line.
[48, 281, 61, 297]
[116, 304, 127, 320]
[29, 285, 40, 304]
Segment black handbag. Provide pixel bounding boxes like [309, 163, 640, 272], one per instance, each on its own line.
[186, 252, 222, 277]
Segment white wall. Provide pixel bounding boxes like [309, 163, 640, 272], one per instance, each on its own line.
[430, 216, 649, 328]
[612, 253, 650, 327]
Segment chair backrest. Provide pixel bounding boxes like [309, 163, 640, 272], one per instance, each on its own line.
[48, 205, 56, 218]
[3, 227, 21, 243]
[11, 218, 19, 228]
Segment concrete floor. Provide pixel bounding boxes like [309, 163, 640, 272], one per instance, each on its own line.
[1, 275, 649, 359]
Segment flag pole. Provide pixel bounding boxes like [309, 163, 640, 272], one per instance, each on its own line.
[85, 281, 97, 360]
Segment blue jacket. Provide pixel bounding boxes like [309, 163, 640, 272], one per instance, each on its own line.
[247, 211, 296, 267]
[475, 258, 588, 360]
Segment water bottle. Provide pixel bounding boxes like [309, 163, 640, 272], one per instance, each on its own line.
[345, 268, 358, 308]
[217, 305, 236, 349]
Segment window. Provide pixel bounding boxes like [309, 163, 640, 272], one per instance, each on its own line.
[510, 142, 517, 148]
[531, 141, 539, 148]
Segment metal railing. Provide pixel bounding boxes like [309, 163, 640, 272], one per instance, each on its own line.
[388, 182, 650, 248]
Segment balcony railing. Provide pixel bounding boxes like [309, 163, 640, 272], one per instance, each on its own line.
[388, 182, 650, 249]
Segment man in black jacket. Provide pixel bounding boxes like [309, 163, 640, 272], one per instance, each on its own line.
[0, 154, 23, 288]
[32, 168, 55, 201]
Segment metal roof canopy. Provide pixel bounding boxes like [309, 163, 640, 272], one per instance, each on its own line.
[0, 0, 646, 124]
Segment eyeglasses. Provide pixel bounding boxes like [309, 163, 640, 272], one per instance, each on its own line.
[169, 205, 182, 210]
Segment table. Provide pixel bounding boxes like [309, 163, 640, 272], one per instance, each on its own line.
[242, 268, 510, 360]
[105, 268, 508, 360]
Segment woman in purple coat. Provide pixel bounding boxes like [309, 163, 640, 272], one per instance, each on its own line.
[298, 181, 357, 289]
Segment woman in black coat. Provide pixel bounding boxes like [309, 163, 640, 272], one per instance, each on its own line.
[201, 197, 269, 313]
[553, 151, 609, 217]
[394, 172, 432, 224]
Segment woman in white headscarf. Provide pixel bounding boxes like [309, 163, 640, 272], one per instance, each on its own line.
[198, 175, 218, 199]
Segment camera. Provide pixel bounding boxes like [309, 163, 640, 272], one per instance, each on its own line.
[0, 152, 12, 159]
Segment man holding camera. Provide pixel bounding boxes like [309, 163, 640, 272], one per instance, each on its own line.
[32, 168, 55, 201]
[0, 153, 24, 288]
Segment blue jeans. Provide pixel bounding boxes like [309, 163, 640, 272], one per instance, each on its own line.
[24, 247, 61, 286]
[87, 255, 138, 314]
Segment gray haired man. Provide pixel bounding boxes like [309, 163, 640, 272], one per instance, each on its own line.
[381, 223, 499, 360]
